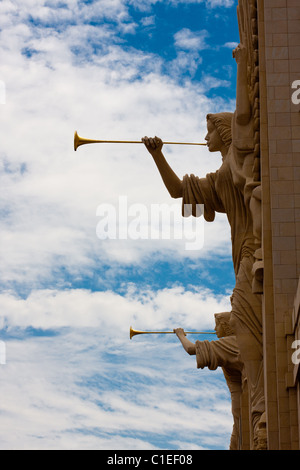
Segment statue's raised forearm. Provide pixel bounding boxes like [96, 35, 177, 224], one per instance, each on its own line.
[142, 136, 183, 198]
[174, 328, 196, 356]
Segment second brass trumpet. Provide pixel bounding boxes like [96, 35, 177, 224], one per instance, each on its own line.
[130, 326, 216, 339]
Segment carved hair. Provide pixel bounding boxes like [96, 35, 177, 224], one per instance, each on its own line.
[214, 312, 235, 337]
[206, 112, 233, 148]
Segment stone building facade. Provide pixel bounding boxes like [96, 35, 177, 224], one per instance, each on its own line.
[256, 0, 300, 450]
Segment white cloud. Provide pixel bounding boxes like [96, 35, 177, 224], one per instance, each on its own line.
[223, 41, 239, 49]
[0, 285, 233, 449]
[0, 285, 231, 333]
[0, 332, 233, 449]
[174, 28, 209, 51]
[207, 0, 234, 7]
[0, 0, 234, 289]
[128, 0, 235, 10]
[140, 15, 156, 27]
[170, 28, 209, 79]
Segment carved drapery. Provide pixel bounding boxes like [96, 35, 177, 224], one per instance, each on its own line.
[237, 0, 263, 294]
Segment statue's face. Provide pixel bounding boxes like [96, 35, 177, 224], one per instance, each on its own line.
[205, 120, 224, 153]
[215, 321, 225, 339]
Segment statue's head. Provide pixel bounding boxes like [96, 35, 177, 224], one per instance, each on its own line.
[205, 113, 233, 154]
[214, 312, 235, 338]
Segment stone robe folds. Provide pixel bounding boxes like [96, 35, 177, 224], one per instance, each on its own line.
[181, 113, 262, 350]
[195, 337, 242, 373]
[196, 337, 243, 450]
[182, 112, 265, 426]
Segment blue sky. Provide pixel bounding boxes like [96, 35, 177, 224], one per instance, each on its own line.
[0, 0, 240, 450]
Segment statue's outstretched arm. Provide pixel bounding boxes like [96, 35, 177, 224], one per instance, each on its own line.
[142, 136, 183, 199]
[174, 328, 196, 356]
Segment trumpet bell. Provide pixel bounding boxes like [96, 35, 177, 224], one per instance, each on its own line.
[74, 131, 94, 151]
[74, 131, 80, 151]
[130, 326, 143, 339]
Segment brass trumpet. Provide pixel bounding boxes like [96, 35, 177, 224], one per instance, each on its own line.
[74, 131, 207, 151]
[130, 326, 215, 339]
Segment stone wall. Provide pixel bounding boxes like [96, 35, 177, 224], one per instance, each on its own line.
[258, 0, 300, 450]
